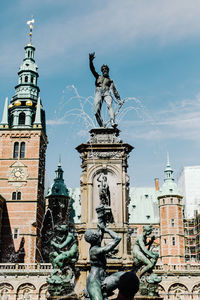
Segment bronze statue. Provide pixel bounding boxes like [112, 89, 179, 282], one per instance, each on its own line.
[50, 225, 78, 270]
[84, 223, 124, 300]
[97, 173, 110, 206]
[89, 52, 123, 128]
[47, 224, 78, 296]
[132, 225, 162, 297]
[132, 225, 158, 278]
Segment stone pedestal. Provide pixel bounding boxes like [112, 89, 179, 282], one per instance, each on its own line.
[76, 127, 133, 261]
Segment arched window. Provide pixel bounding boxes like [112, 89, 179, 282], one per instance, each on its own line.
[17, 192, 21, 200]
[19, 112, 26, 125]
[28, 50, 30, 57]
[12, 192, 16, 200]
[31, 76, 34, 83]
[13, 142, 19, 158]
[20, 142, 25, 158]
[25, 76, 28, 83]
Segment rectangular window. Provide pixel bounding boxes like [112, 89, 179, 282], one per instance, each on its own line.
[171, 219, 175, 227]
[13, 142, 19, 158]
[172, 237, 176, 246]
[20, 142, 25, 158]
[13, 228, 19, 239]
[12, 192, 16, 200]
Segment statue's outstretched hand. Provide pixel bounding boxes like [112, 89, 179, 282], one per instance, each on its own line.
[89, 52, 95, 61]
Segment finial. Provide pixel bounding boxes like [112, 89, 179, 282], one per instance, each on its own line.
[27, 17, 35, 44]
[167, 152, 170, 166]
[58, 155, 61, 167]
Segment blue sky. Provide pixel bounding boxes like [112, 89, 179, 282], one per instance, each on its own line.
[1, 0, 200, 188]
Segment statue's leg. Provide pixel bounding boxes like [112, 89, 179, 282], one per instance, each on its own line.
[135, 252, 154, 277]
[104, 95, 115, 126]
[87, 280, 103, 300]
[94, 92, 103, 127]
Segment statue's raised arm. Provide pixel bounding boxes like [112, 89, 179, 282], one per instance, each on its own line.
[89, 52, 99, 79]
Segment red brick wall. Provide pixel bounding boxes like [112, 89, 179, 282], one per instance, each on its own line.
[0, 130, 47, 263]
[159, 196, 185, 264]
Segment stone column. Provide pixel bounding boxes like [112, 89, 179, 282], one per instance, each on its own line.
[76, 127, 133, 260]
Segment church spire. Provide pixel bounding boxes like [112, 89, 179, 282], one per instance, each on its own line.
[159, 154, 181, 196]
[47, 162, 69, 196]
[1, 20, 46, 133]
[164, 152, 174, 183]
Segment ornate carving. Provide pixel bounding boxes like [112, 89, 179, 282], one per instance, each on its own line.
[9, 161, 28, 182]
[192, 283, 200, 293]
[88, 151, 121, 159]
[168, 283, 188, 296]
[0, 283, 13, 300]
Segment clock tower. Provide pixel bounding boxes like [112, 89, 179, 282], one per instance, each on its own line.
[0, 30, 47, 263]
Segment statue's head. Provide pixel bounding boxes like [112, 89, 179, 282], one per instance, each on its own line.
[102, 175, 107, 181]
[143, 225, 153, 235]
[101, 64, 109, 77]
[84, 229, 101, 245]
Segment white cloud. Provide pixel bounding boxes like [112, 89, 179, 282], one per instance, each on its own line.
[1, 0, 200, 75]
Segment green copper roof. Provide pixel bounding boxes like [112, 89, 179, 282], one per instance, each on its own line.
[11, 43, 40, 104]
[129, 187, 159, 224]
[0, 39, 46, 132]
[158, 156, 182, 197]
[47, 163, 69, 197]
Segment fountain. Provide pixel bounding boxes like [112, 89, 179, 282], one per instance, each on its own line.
[45, 53, 163, 300]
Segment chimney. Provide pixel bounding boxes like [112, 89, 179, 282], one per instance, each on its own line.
[154, 178, 159, 191]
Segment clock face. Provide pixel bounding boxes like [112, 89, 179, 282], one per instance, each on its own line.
[11, 168, 25, 180]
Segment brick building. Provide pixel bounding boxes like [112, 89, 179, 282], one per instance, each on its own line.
[0, 38, 47, 264]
